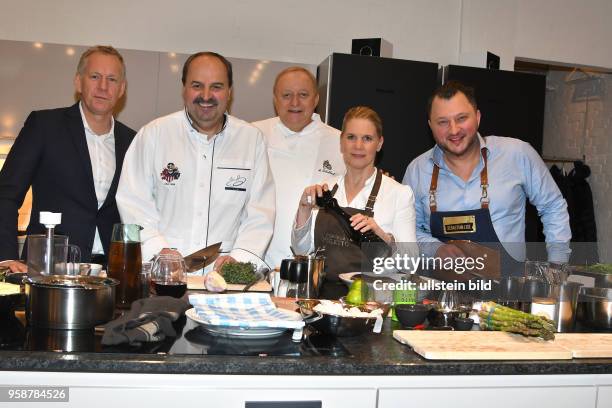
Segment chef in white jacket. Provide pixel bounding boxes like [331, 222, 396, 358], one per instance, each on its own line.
[117, 52, 275, 271]
[252, 67, 345, 269]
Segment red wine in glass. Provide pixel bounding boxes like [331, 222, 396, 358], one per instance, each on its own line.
[152, 280, 187, 298]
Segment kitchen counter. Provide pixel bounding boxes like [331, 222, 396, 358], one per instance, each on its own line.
[1, 311, 612, 408]
[1, 318, 611, 376]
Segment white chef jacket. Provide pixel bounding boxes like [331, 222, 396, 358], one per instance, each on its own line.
[80, 102, 115, 255]
[292, 169, 419, 261]
[252, 114, 345, 269]
[117, 110, 275, 268]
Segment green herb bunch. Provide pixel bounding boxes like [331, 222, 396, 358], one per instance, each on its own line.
[220, 262, 258, 285]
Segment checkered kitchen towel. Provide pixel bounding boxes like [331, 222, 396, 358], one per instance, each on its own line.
[188, 293, 304, 329]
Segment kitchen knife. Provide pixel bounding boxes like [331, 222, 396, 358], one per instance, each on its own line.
[183, 242, 222, 272]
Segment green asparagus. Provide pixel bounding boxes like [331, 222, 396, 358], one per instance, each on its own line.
[478, 301, 556, 340]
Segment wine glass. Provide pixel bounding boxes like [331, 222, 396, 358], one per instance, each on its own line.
[151, 253, 187, 298]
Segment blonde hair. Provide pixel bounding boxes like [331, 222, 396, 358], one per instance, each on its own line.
[77, 45, 126, 80]
[273, 66, 317, 94]
[341, 106, 383, 137]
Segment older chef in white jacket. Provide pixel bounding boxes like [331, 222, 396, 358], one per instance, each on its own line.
[117, 52, 275, 270]
[253, 67, 345, 269]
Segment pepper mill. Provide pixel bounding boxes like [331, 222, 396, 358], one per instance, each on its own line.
[39, 211, 62, 276]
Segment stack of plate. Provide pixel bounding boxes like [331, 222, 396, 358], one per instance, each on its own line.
[187, 293, 304, 340]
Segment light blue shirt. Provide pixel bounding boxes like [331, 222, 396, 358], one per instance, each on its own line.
[402, 135, 571, 263]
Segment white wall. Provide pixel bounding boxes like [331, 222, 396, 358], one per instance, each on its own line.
[0, 0, 460, 66]
[1, 0, 610, 70]
[516, 0, 612, 69]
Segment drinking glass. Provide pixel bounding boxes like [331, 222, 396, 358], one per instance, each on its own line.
[140, 261, 152, 299]
[151, 253, 187, 298]
[107, 224, 142, 308]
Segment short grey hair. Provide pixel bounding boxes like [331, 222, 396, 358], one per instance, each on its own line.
[76, 45, 126, 80]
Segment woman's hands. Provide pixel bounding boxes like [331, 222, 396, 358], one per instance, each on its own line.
[349, 213, 393, 244]
[295, 183, 329, 228]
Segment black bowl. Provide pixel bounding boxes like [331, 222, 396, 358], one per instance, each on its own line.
[428, 308, 471, 327]
[453, 317, 475, 331]
[296, 299, 386, 337]
[395, 304, 431, 328]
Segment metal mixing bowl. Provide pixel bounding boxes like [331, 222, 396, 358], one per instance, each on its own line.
[577, 287, 612, 329]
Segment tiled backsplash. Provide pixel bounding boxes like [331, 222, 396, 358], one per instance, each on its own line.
[542, 69, 612, 263]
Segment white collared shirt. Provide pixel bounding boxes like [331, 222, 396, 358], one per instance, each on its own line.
[117, 110, 275, 269]
[252, 114, 345, 268]
[79, 102, 115, 255]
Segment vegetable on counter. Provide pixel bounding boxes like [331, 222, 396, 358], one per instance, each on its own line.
[220, 262, 258, 285]
[478, 301, 556, 341]
[204, 271, 227, 293]
[586, 263, 612, 275]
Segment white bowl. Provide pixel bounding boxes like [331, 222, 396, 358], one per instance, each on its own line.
[66, 263, 104, 276]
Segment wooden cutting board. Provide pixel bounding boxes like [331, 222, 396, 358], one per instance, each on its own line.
[393, 330, 572, 360]
[554, 333, 612, 358]
[187, 275, 272, 292]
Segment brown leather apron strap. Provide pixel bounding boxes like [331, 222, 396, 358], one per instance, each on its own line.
[480, 148, 489, 209]
[429, 165, 440, 213]
[429, 147, 490, 213]
[365, 169, 383, 212]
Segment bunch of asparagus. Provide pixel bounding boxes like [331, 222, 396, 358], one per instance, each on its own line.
[478, 301, 556, 340]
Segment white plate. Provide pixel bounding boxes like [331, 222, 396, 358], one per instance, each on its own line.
[185, 308, 301, 338]
[339, 272, 364, 286]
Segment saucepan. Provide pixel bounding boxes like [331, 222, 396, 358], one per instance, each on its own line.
[25, 275, 119, 329]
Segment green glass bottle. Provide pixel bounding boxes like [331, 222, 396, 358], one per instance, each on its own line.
[392, 276, 417, 321]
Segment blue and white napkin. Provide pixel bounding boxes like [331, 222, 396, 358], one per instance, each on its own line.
[188, 293, 305, 331]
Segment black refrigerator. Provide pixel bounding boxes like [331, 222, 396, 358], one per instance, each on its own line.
[443, 64, 546, 153]
[317, 53, 439, 180]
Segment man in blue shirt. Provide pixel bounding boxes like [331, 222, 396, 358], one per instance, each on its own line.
[403, 81, 570, 279]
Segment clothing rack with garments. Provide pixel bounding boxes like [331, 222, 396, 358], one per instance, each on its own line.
[538, 158, 598, 264]
[542, 155, 586, 163]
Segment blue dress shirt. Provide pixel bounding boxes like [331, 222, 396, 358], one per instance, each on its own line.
[402, 135, 571, 263]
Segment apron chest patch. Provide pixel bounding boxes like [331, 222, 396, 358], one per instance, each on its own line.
[442, 215, 477, 234]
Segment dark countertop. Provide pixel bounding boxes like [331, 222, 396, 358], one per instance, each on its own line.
[1, 316, 611, 376]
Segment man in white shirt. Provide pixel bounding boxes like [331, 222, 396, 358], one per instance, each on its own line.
[117, 52, 275, 271]
[253, 67, 345, 268]
[0, 46, 135, 272]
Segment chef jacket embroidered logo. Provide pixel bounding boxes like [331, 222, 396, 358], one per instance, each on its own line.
[318, 160, 335, 175]
[160, 163, 181, 185]
[225, 175, 247, 191]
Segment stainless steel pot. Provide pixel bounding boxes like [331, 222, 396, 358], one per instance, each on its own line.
[577, 287, 612, 329]
[25, 275, 119, 329]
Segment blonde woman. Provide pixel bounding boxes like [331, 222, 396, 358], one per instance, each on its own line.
[292, 106, 418, 299]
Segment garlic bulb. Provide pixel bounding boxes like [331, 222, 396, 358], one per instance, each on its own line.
[204, 271, 227, 292]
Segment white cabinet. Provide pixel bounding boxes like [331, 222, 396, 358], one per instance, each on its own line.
[64, 387, 376, 408]
[378, 386, 596, 408]
[3, 371, 612, 408]
[597, 385, 612, 408]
